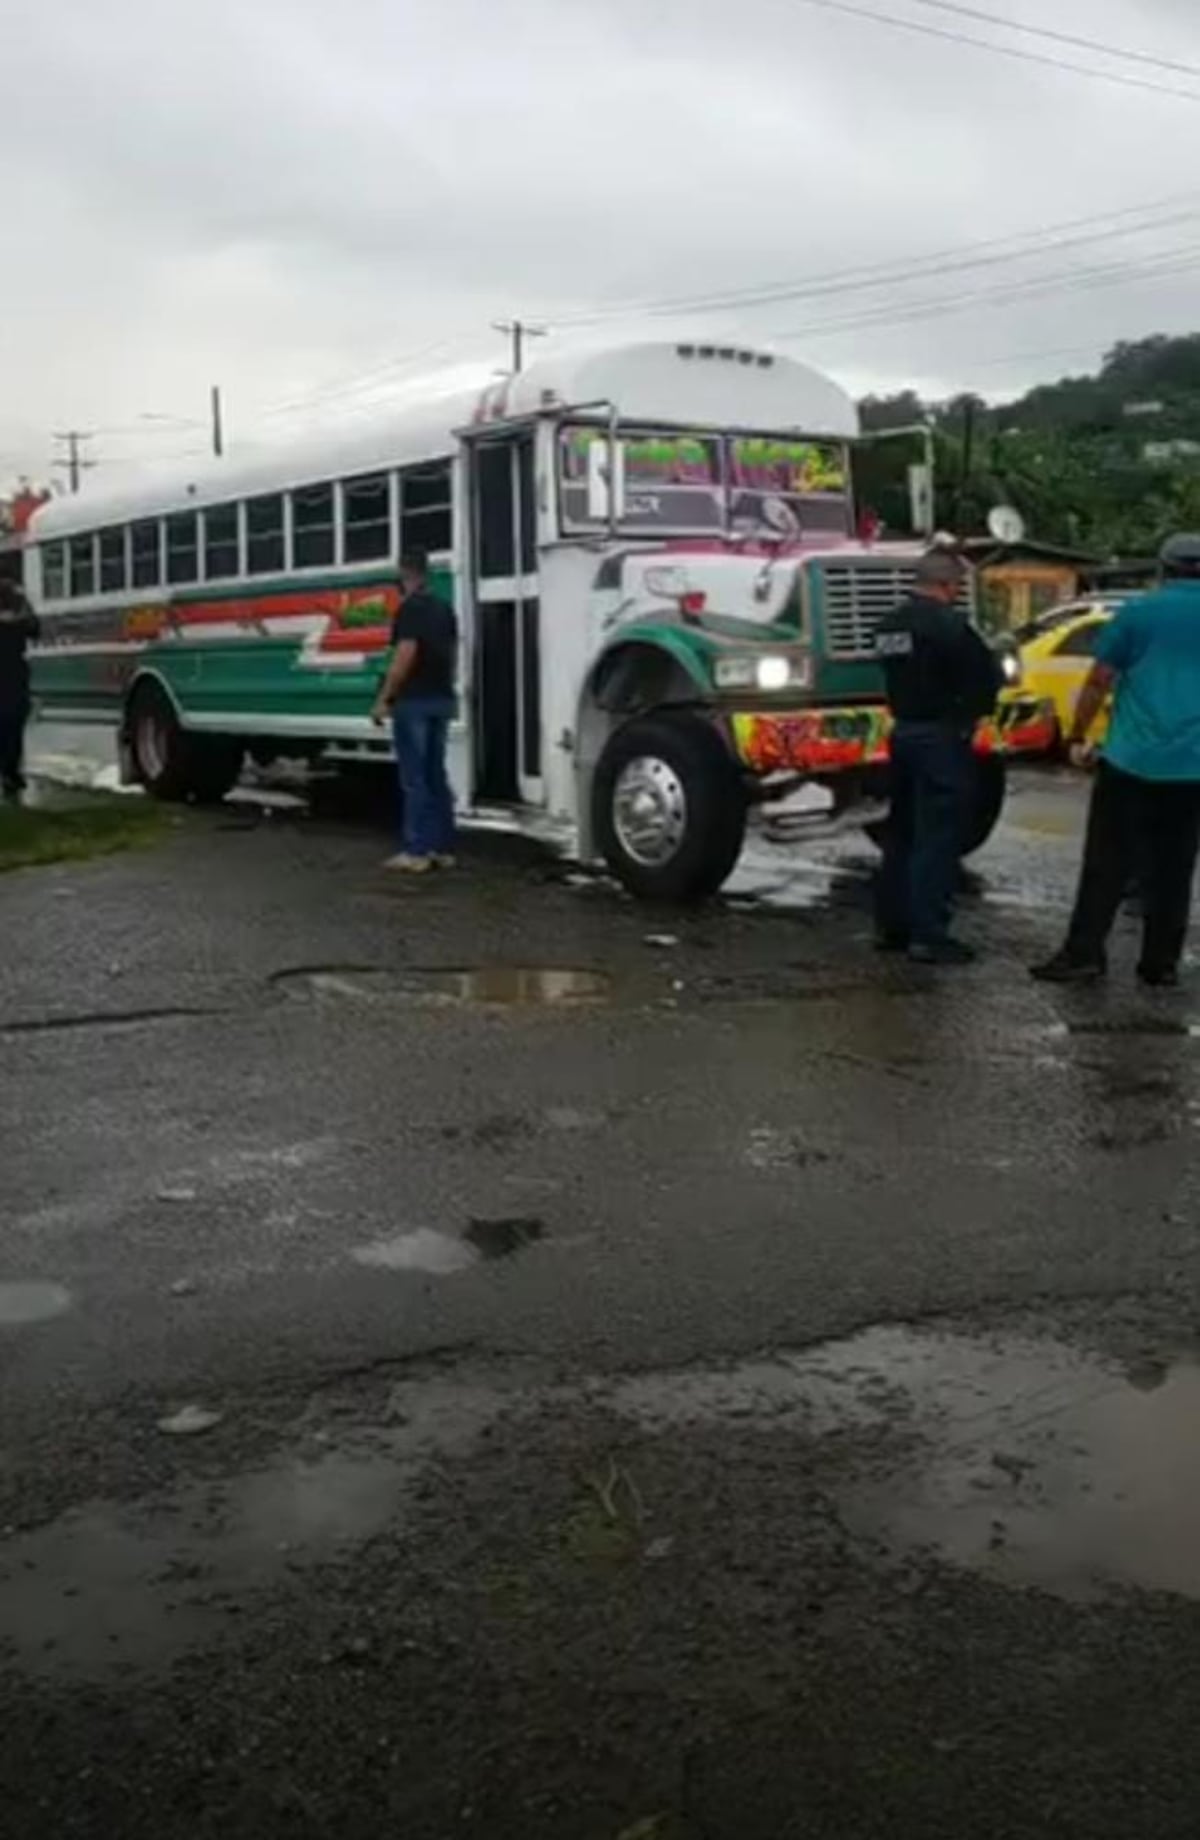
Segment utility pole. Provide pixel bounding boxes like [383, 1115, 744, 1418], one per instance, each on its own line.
[51, 430, 96, 495]
[210, 385, 224, 458]
[955, 396, 977, 528]
[492, 319, 546, 375]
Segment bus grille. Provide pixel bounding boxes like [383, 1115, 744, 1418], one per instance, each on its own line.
[821, 565, 972, 659]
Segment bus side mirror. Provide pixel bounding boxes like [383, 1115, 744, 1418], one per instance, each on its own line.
[587, 438, 626, 522]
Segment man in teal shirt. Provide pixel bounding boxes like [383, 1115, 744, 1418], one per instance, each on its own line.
[1033, 533, 1200, 988]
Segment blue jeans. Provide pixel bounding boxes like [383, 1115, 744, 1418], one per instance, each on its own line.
[391, 699, 456, 858]
[876, 721, 973, 947]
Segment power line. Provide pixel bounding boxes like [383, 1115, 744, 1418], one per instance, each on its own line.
[769, 237, 1200, 343]
[906, 0, 1200, 81]
[548, 192, 1200, 329]
[790, 0, 1200, 103]
[254, 336, 473, 424]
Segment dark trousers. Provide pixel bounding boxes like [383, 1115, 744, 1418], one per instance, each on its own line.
[876, 721, 973, 947]
[391, 698, 456, 858]
[1065, 760, 1200, 975]
[0, 705, 28, 793]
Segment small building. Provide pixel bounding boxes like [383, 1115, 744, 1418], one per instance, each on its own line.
[959, 537, 1100, 635]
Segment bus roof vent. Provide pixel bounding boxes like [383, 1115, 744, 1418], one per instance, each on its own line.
[675, 342, 774, 369]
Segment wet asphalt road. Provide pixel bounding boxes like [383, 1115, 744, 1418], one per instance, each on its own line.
[4, 765, 1200, 1839]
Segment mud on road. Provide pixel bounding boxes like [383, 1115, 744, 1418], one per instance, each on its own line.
[3, 772, 1200, 1838]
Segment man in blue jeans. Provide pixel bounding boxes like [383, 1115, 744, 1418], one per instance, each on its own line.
[874, 549, 1003, 965]
[371, 549, 458, 873]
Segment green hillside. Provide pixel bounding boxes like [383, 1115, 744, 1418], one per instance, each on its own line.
[857, 335, 1200, 556]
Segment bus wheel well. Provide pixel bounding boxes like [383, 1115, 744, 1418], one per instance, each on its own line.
[124, 676, 243, 804]
[575, 643, 706, 859]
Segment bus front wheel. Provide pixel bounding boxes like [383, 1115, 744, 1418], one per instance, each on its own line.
[128, 683, 243, 804]
[593, 713, 747, 901]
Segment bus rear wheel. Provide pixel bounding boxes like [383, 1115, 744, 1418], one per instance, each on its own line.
[128, 683, 243, 804]
[593, 712, 747, 902]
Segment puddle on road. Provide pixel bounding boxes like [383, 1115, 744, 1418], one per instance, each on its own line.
[415, 967, 609, 1006]
[351, 1217, 545, 1275]
[612, 1324, 1200, 1602]
[0, 1381, 504, 1680]
[0, 1280, 72, 1326]
[279, 965, 610, 1009]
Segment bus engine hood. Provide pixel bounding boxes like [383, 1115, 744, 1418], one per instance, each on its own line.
[601, 552, 803, 637]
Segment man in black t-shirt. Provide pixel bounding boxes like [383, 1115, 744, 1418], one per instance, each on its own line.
[0, 578, 41, 800]
[371, 549, 459, 872]
[874, 549, 1002, 965]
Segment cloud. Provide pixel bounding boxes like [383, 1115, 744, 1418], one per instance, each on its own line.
[2, 0, 1198, 483]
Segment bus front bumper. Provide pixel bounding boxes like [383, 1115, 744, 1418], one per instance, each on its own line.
[729, 697, 1057, 775]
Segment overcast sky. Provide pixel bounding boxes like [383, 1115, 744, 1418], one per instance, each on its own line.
[3, 0, 1199, 489]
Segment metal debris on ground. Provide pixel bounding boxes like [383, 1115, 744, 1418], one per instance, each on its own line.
[157, 1405, 224, 1437]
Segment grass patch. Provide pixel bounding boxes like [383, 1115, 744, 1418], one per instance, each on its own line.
[0, 797, 168, 873]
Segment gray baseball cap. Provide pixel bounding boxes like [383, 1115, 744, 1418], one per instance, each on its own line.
[914, 548, 966, 589]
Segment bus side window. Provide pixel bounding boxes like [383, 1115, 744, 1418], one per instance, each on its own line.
[99, 527, 128, 594]
[293, 483, 335, 569]
[400, 463, 452, 555]
[41, 541, 66, 600]
[167, 512, 199, 585]
[247, 494, 285, 575]
[204, 504, 241, 581]
[343, 473, 391, 562]
[69, 534, 96, 599]
[132, 519, 163, 589]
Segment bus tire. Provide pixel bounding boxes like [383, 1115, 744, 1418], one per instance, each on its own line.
[962, 753, 1006, 855]
[863, 752, 1007, 857]
[128, 682, 242, 804]
[593, 712, 747, 902]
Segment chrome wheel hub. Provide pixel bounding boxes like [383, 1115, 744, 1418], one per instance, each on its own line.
[136, 711, 166, 781]
[612, 755, 687, 866]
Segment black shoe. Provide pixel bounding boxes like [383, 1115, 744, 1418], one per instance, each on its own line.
[1030, 952, 1106, 985]
[874, 929, 910, 953]
[909, 937, 977, 966]
[1137, 965, 1180, 989]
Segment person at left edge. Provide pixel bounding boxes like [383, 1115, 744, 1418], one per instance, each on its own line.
[0, 577, 41, 801]
[371, 548, 459, 873]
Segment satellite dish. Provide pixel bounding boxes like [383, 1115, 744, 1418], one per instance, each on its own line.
[988, 504, 1026, 544]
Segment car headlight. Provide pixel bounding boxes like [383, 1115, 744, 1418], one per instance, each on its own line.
[1000, 650, 1022, 686]
[713, 652, 810, 692]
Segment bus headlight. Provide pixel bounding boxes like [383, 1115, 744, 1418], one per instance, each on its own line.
[714, 652, 810, 692]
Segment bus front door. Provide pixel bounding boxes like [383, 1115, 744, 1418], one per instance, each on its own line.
[468, 435, 541, 805]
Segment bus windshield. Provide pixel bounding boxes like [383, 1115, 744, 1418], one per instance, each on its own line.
[559, 426, 851, 538]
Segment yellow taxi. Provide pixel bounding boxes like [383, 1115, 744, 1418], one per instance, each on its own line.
[1003, 599, 1119, 750]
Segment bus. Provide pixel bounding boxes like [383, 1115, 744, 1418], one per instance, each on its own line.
[26, 337, 1053, 898]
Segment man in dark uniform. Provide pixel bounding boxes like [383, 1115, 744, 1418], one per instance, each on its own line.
[874, 549, 1002, 965]
[0, 578, 40, 801]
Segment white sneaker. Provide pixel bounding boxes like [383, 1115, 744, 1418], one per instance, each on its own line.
[383, 853, 433, 874]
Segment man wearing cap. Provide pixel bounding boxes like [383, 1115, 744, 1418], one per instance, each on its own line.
[874, 548, 1002, 965]
[1032, 533, 1200, 988]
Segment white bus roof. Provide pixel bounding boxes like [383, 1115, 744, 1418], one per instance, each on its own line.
[33, 338, 859, 539]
